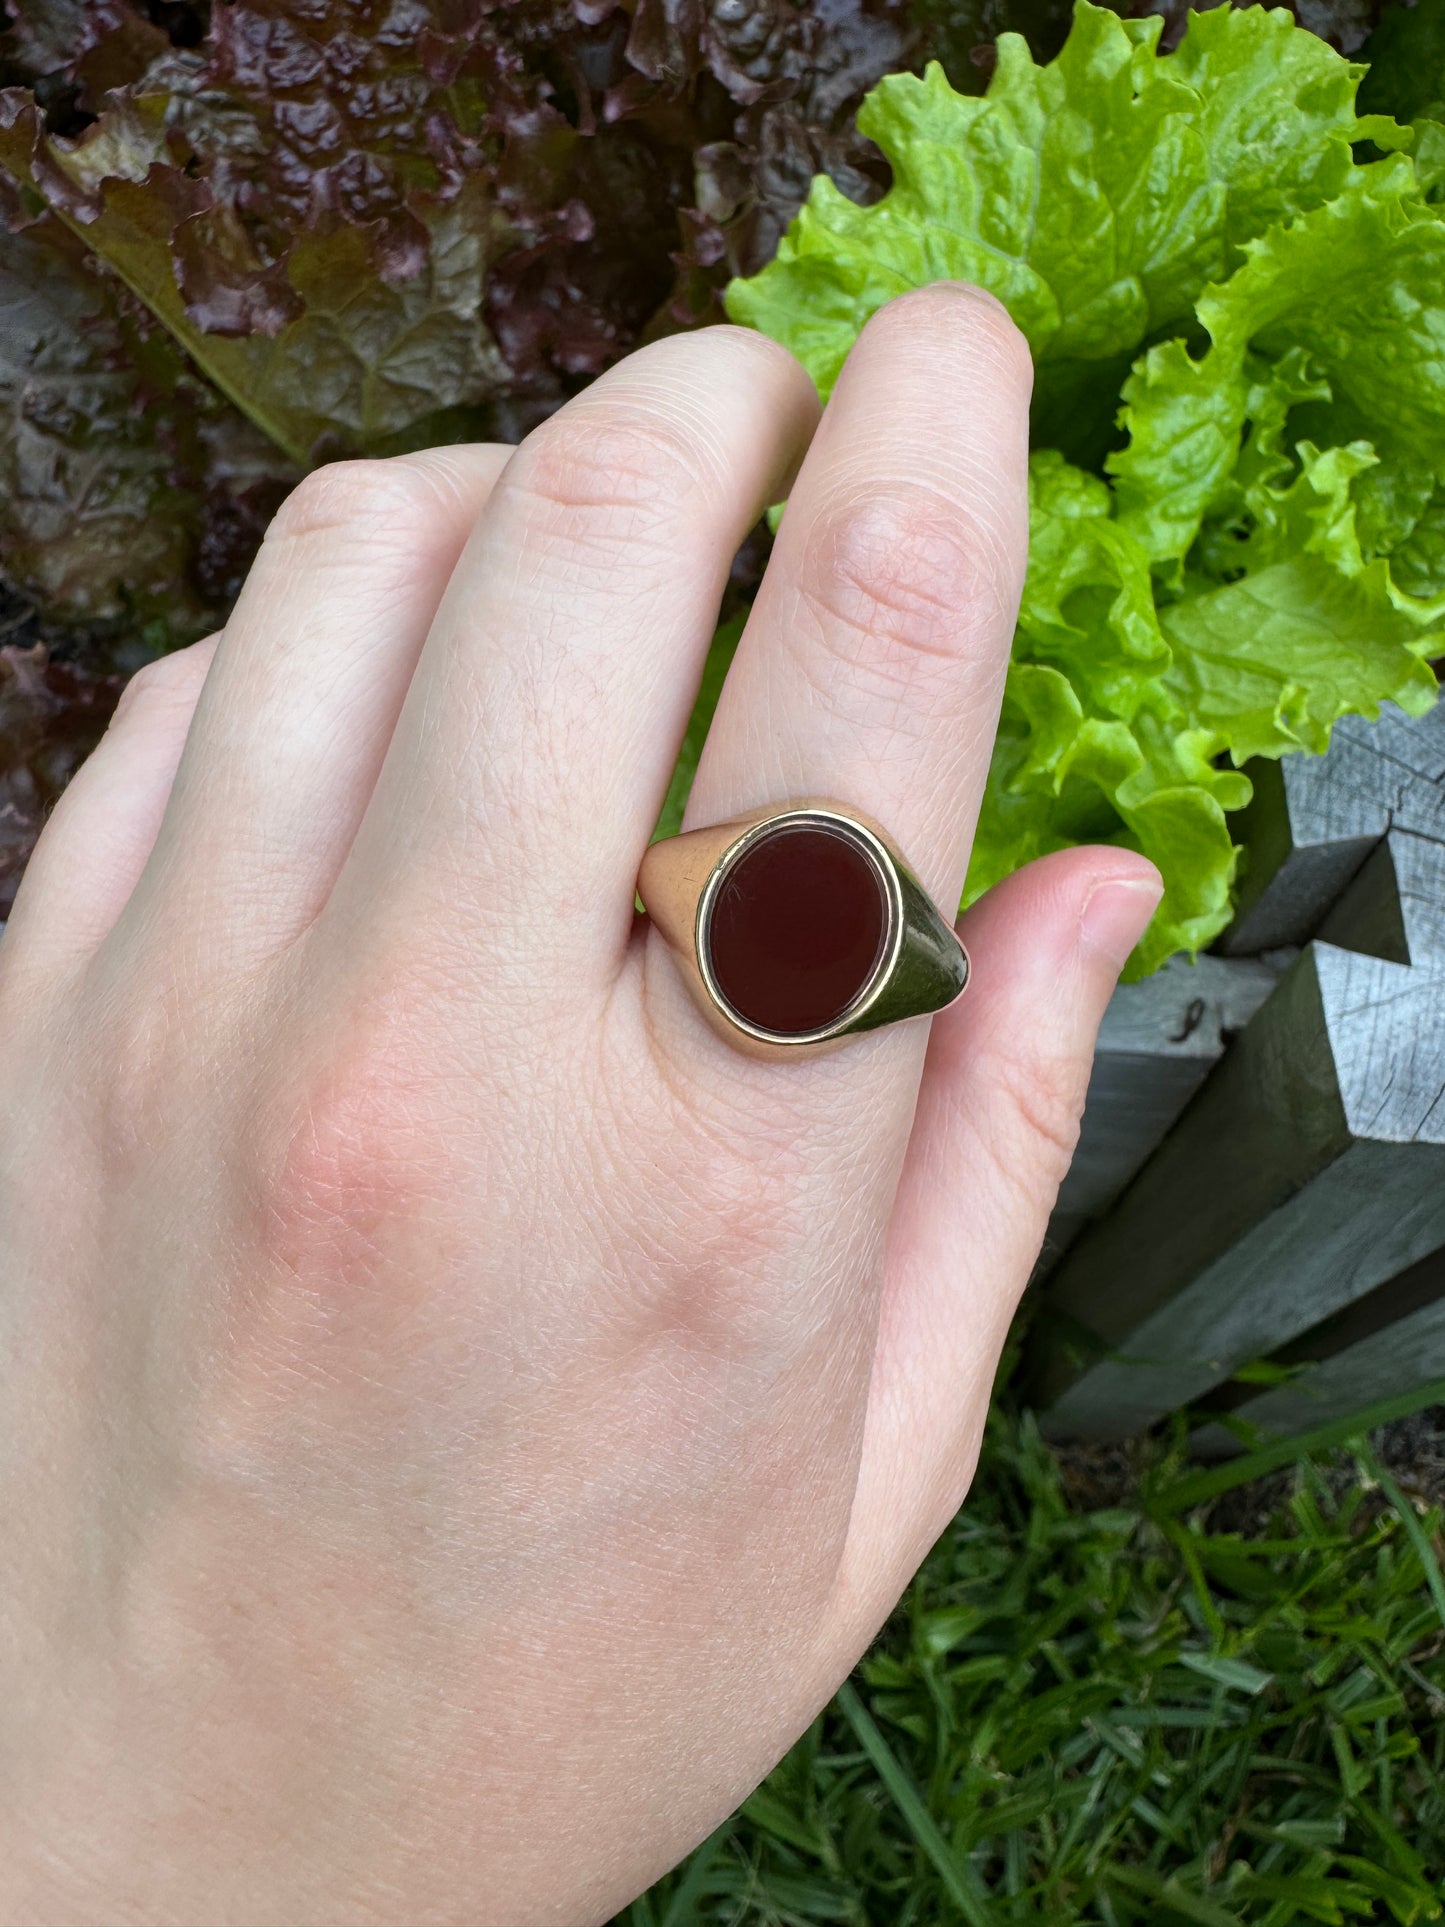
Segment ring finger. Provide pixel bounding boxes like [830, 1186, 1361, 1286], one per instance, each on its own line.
[686, 283, 1031, 937]
[627, 282, 1032, 1441]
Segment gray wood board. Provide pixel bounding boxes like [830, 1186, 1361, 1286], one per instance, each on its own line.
[1032, 941, 1445, 1440]
[1191, 1242, 1445, 1454]
[1038, 953, 1289, 1264]
[1318, 825, 1445, 965]
[1220, 700, 1445, 954]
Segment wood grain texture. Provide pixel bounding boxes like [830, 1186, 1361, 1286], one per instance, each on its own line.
[1219, 700, 1445, 954]
[1035, 952, 1289, 1271]
[1032, 820, 1445, 1442]
[1191, 1241, 1445, 1455]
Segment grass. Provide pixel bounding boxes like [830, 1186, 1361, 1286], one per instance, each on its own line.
[622, 1395, 1445, 1925]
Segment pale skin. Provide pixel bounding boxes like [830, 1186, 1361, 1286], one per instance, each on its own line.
[0, 286, 1161, 1925]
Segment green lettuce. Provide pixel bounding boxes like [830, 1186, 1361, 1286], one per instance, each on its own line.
[726, 1, 1445, 977]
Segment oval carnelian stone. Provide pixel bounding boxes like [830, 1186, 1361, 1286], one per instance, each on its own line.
[705, 822, 889, 1035]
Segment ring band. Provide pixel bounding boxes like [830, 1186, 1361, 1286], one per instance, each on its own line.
[638, 801, 969, 1057]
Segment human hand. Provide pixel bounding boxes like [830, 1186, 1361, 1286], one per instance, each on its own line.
[0, 286, 1160, 1926]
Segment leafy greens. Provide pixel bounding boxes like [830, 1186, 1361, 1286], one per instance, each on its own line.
[727, 1, 1445, 975]
[0, 0, 924, 907]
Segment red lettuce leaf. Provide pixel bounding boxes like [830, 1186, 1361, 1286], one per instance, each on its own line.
[0, 627, 127, 919]
[0, 176, 296, 631]
[0, 1, 919, 460]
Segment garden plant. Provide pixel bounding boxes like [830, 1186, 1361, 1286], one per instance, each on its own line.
[3, 0, 1445, 1918]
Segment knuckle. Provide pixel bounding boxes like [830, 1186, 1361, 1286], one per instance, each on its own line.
[984, 1045, 1088, 1200]
[267, 457, 444, 548]
[798, 481, 1013, 669]
[503, 410, 713, 529]
[629, 1158, 811, 1368]
[246, 1021, 454, 1299]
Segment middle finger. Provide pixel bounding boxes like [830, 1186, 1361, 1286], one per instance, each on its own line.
[323, 328, 819, 983]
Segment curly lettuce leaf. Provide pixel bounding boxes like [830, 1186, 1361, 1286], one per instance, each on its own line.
[966, 436, 1443, 977]
[1016, 451, 1171, 719]
[1158, 554, 1441, 758]
[965, 455, 1249, 976]
[0, 0, 933, 466]
[728, 1, 1443, 976]
[1393, 483, 1445, 596]
[726, 1, 1384, 449]
[1112, 157, 1445, 566]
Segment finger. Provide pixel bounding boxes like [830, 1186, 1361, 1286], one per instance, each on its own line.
[686, 282, 1032, 919]
[832, 848, 1163, 1638]
[322, 329, 820, 980]
[104, 445, 513, 978]
[628, 285, 1032, 1379]
[0, 636, 219, 979]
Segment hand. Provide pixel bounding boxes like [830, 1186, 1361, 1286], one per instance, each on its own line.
[0, 286, 1160, 1926]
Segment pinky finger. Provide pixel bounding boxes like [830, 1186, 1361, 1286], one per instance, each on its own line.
[1, 636, 217, 979]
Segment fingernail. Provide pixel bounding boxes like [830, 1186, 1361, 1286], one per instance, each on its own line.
[1079, 875, 1164, 971]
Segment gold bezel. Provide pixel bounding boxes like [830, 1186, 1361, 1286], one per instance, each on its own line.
[693, 809, 905, 1048]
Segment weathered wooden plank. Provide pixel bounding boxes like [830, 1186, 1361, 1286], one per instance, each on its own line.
[1034, 952, 1288, 1276]
[1218, 699, 1445, 954]
[1190, 1242, 1445, 1455]
[1178, 825, 1445, 1450]
[1318, 824, 1445, 964]
[1040, 702, 1445, 1287]
[1031, 895, 1445, 1439]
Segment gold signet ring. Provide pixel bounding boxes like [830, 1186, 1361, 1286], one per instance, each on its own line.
[637, 802, 970, 1058]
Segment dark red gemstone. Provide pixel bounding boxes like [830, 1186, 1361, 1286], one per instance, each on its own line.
[705, 822, 889, 1036]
